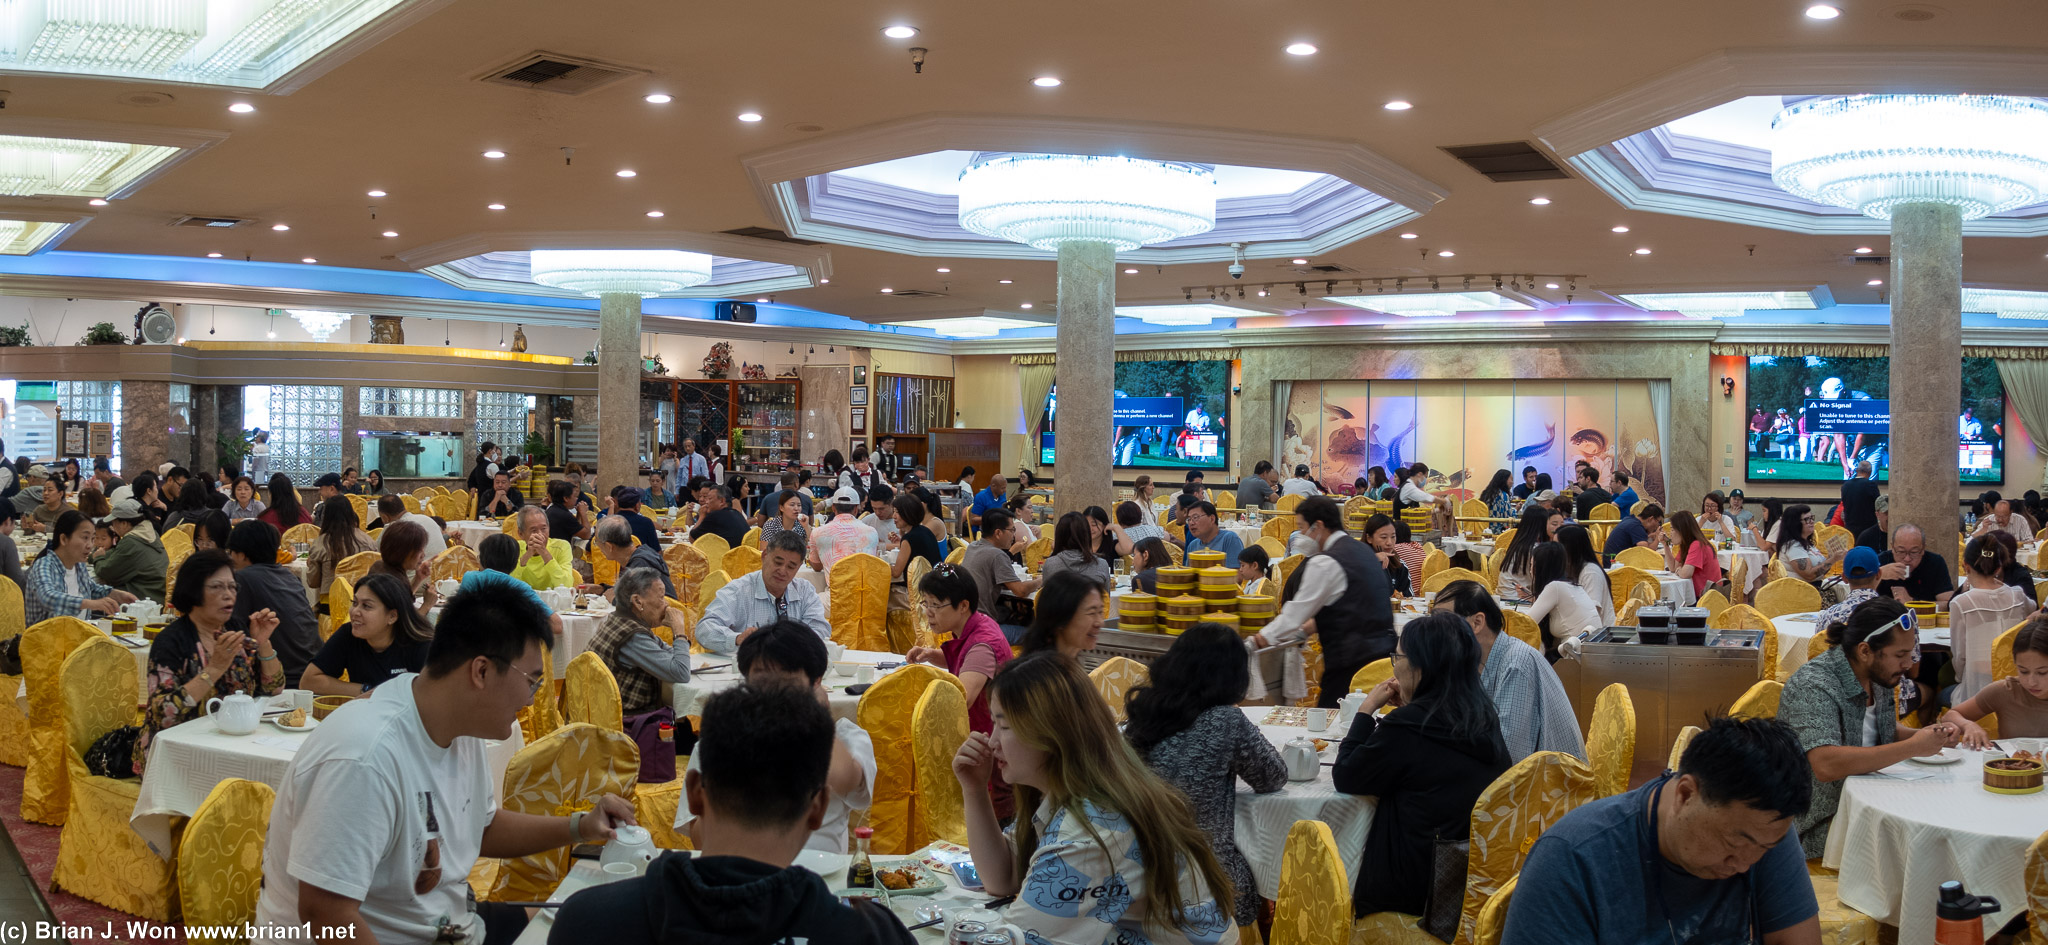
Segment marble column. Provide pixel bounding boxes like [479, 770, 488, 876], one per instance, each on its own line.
[1055, 240, 1116, 516]
[1888, 201, 1963, 575]
[596, 292, 641, 494]
[120, 380, 170, 477]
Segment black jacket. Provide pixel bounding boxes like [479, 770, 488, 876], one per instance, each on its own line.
[1333, 701, 1512, 919]
[1840, 476, 1879, 535]
[550, 852, 916, 945]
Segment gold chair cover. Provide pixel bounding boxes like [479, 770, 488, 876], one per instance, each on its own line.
[631, 778, 692, 851]
[518, 643, 562, 743]
[1418, 547, 1449, 585]
[1420, 567, 1489, 596]
[178, 778, 275, 945]
[1589, 683, 1636, 798]
[1730, 679, 1783, 720]
[1501, 610, 1544, 652]
[1612, 546, 1663, 572]
[720, 545, 762, 580]
[1995, 622, 2022, 681]
[1277, 494, 1304, 513]
[1348, 658, 1393, 695]
[279, 523, 319, 546]
[1809, 870, 1881, 945]
[563, 652, 622, 732]
[829, 553, 892, 652]
[347, 494, 370, 526]
[1087, 657, 1148, 725]
[663, 542, 710, 617]
[910, 678, 970, 846]
[22, 616, 100, 824]
[741, 526, 761, 550]
[854, 664, 960, 855]
[692, 534, 732, 571]
[1262, 517, 1292, 543]
[1754, 578, 1823, 618]
[1022, 537, 1054, 575]
[1696, 587, 1731, 618]
[1667, 726, 1701, 772]
[0, 576, 26, 766]
[1474, 874, 1518, 945]
[54, 635, 175, 920]
[1604, 566, 1655, 617]
[1271, 819, 1349, 945]
[485, 723, 640, 903]
[429, 545, 481, 583]
[320, 577, 352, 642]
[335, 550, 378, 587]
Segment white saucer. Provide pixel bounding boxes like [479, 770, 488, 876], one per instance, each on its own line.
[269, 716, 319, 733]
[792, 849, 850, 877]
[1908, 748, 1962, 765]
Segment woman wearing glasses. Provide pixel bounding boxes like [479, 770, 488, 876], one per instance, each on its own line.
[907, 563, 1015, 816]
[134, 549, 284, 776]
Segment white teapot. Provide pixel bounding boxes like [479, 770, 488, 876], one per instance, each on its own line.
[1283, 736, 1323, 781]
[435, 579, 460, 599]
[206, 690, 261, 735]
[121, 600, 160, 622]
[599, 825, 657, 874]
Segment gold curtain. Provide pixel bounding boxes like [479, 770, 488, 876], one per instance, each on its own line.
[1997, 359, 2048, 454]
[1712, 342, 2048, 360]
[1018, 363, 1056, 437]
[1010, 348, 1239, 366]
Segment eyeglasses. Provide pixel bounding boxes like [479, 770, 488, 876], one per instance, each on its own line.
[203, 581, 236, 595]
[504, 662, 545, 696]
[1390, 650, 1408, 664]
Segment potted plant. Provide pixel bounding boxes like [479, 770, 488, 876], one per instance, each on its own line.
[217, 428, 257, 472]
[0, 325, 30, 347]
[80, 322, 125, 345]
[521, 431, 555, 467]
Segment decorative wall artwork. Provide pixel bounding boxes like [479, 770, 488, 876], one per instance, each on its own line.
[850, 386, 868, 406]
[854, 365, 867, 385]
[852, 407, 866, 433]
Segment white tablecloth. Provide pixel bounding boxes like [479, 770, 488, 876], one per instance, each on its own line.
[1442, 538, 1494, 560]
[1612, 567, 1696, 606]
[448, 520, 505, 549]
[131, 697, 524, 858]
[2021, 544, 2043, 571]
[1717, 548, 1771, 593]
[669, 648, 898, 720]
[1770, 615, 1948, 679]
[1223, 525, 1265, 549]
[1238, 706, 1376, 900]
[1823, 749, 2048, 944]
[431, 601, 608, 677]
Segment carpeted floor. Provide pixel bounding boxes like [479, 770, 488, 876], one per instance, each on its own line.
[0, 764, 180, 943]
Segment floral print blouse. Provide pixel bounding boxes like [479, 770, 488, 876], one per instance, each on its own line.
[131, 617, 282, 776]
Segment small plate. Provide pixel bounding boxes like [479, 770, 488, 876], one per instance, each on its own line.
[835, 858, 946, 897]
[792, 849, 850, 877]
[1908, 748, 1963, 765]
[270, 716, 319, 733]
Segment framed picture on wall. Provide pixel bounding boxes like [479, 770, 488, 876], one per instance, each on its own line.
[850, 386, 868, 406]
[851, 407, 866, 433]
[854, 366, 867, 385]
[850, 438, 867, 455]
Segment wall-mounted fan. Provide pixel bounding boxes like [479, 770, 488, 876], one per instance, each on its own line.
[135, 303, 177, 344]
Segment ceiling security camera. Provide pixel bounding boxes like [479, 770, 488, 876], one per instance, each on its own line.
[1227, 261, 1245, 279]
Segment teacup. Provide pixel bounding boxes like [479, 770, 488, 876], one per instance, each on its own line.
[435, 579, 459, 598]
[1307, 708, 1332, 732]
[827, 642, 846, 663]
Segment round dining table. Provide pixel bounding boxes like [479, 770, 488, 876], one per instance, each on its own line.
[1238, 705, 1376, 899]
[1823, 746, 2048, 944]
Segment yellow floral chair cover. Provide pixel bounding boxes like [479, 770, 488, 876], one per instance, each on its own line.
[429, 493, 469, 522]
[278, 522, 318, 546]
[698, 569, 730, 614]
[1262, 516, 1292, 543]
[1277, 493, 1304, 513]
[335, 550, 379, 587]
[347, 493, 370, 526]
[500, 514, 522, 536]
[2020, 828, 2048, 943]
[586, 537, 626, 587]
[1213, 492, 1237, 511]
[1696, 587, 1731, 618]
[1165, 542, 1185, 566]
[910, 677, 970, 846]
[484, 723, 640, 903]
[1617, 598, 1649, 627]
[1605, 566, 1655, 617]
[1995, 622, 2022, 681]
[721, 544, 762, 580]
[1022, 536, 1055, 575]
[320, 577, 352, 642]
[855, 664, 962, 855]
[1667, 726, 1702, 772]
[1272, 819, 1349, 945]
[178, 778, 275, 945]
[1754, 578, 1823, 619]
[905, 557, 937, 648]
[663, 542, 710, 616]
[1484, 547, 1509, 588]
[1808, 870, 1881, 945]
[160, 528, 192, 561]
[411, 486, 437, 502]
[563, 652, 622, 732]
[1727, 553, 1752, 603]
[1474, 874, 1518, 945]
[1589, 683, 1636, 798]
[1499, 610, 1544, 652]
[1709, 603, 1779, 677]
[1612, 546, 1664, 572]
[1418, 547, 1449, 586]
[693, 533, 732, 571]
[166, 543, 190, 601]
[22, 616, 101, 824]
[54, 635, 176, 919]
[944, 544, 968, 565]
[1165, 521, 1186, 543]
[1297, 636, 1324, 708]
[1816, 524, 1854, 578]
[518, 643, 562, 743]
[1585, 502, 1621, 545]
[430, 545, 481, 583]
[1456, 498, 1488, 539]
[0, 576, 26, 766]
[1730, 679, 1783, 720]
[1765, 555, 1787, 585]
[830, 553, 892, 652]
[1255, 536, 1286, 561]
[1355, 751, 1595, 944]
[1087, 657, 1148, 724]
[740, 526, 762, 550]
[1420, 567, 1489, 596]
[1348, 658, 1393, 695]
[401, 494, 424, 515]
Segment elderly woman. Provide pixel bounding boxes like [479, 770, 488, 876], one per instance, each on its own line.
[90, 496, 168, 604]
[304, 495, 375, 592]
[134, 549, 283, 775]
[474, 534, 566, 637]
[299, 572, 431, 697]
[368, 520, 440, 612]
[590, 566, 694, 720]
[226, 520, 320, 689]
[24, 510, 135, 624]
[507, 504, 576, 592]
[590, 514, 675, 600]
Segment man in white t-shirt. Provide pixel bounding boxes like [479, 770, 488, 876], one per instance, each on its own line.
[254, 571, 637, 944]
[375, 493, 447, 559]
[676, 620, 875, 853]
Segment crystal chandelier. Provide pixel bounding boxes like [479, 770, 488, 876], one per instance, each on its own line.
[22, 0, 206, 73]
[528, 250, 715, 297]
[1771, 95, 2048, 220]
[284, 309, 350, 342]
[956, 154, 1217, 251]
[1962, 288, 2048, 320]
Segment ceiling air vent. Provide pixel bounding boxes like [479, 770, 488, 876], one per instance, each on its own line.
[1439, 142, 1571, 182]
[477, 52, 647, 96]
[720, 226, 823, 246]
[1302, 263, 1358, 274]
[884, 289, 948, 299]
[1845, 254, 1892, 266]
[170, 214, 251, 228]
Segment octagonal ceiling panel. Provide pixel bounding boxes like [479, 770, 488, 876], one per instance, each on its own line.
[742, 113, 1450, 264]
[400, 229, 830, 300]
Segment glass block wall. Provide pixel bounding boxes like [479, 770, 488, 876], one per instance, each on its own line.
[360, 386, 463, 418]
[56, 381, 121, 471]
[267, 385, 343, 482]
[475, 390, 528, 454]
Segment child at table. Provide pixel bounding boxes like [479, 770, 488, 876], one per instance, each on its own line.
[1944, 615, 2048, 747]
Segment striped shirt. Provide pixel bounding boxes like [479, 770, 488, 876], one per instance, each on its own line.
[1481, 634, 1587, 762]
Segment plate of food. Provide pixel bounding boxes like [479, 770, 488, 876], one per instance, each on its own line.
[837, 859, 946, 897]
[1908, 747, 1963, 765]
[270, 708, 317, 732]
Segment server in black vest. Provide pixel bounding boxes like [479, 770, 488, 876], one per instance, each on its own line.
[1248, 496, 1395, 708]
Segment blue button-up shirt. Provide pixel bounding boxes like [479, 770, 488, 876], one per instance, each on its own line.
[24, 551, 112, 626]
[1184, 527, 1244, 568]
[694, 570, 832, 654]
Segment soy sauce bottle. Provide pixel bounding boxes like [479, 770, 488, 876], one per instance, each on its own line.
[848, 826, 877, 888]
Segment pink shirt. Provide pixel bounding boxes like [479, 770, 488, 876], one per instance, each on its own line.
[1683, 539, 1722, 596]
[809, 514, 879, 572]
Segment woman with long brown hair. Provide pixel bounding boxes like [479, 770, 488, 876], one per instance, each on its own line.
[1661, 509, 1722, 598]
[953, 651, 1235, 942]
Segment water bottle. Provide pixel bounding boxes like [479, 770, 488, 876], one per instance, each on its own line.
[1934, 880, 1999, 945]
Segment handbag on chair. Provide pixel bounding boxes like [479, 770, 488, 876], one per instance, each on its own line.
[623, 707, 678, 783]
[1420, 833, 1469, 942]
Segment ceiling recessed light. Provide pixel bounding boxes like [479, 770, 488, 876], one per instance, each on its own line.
[1611, 225, 1630, 233]
[644, 93, 672, 104]
[883, 25, 919, 38]
[1383, 100, 1412, 111]
[1545, 283, 1560, 289]
[1399, 232, 1418, 239]
[645, 210, 664, 218]
[616, 169, 637, 178]
[206, 252, 222, 258]
[1805, 4, 1840, 18]
[1032, 76, 1061, 88]
[1437, 250, 1455, 257]
[1291, 258, 1309, 265]
[87, 198, 106, 206]
[271, 223, 290, 231]
[227, 102, 254, 113]
[1529, 197, 1551, 205]
[267, 330, 276, 338]
[998, 279, 1013, 284]
[301, 257, 317, 263]
[1123, 268, 1139, 274]
[821, 278, 830, 284]
[366, 189, 386, 197]
[1020, 302, 1034, 309]
[481, 150, 505, 159]
[1635, 247, 1653, 255]
[737, 112, 763, 122]
[381, 230, 398, 238]
[1868, 279, 1884, 285]
[1855, 246, 1874, 254]
[880, 287, 894, 293]
[756, 297, 770, 303]
[936, 267, 951, 273]
[487, 203, 505, 210]
[1284, 42, 1318, 56]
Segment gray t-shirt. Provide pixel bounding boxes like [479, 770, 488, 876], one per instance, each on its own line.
[1236, 476, 1276, 510]
[962, 541, 1022, 623]
[858, 512, 899, 546]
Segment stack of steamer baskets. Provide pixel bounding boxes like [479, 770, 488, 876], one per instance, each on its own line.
[1153, 565, 1200, 635]
[1195, 554, 1240, 636]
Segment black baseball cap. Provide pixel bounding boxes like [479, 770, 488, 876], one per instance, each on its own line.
[314, 473, 343, 489]
[1728, 489, 1745, 499]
